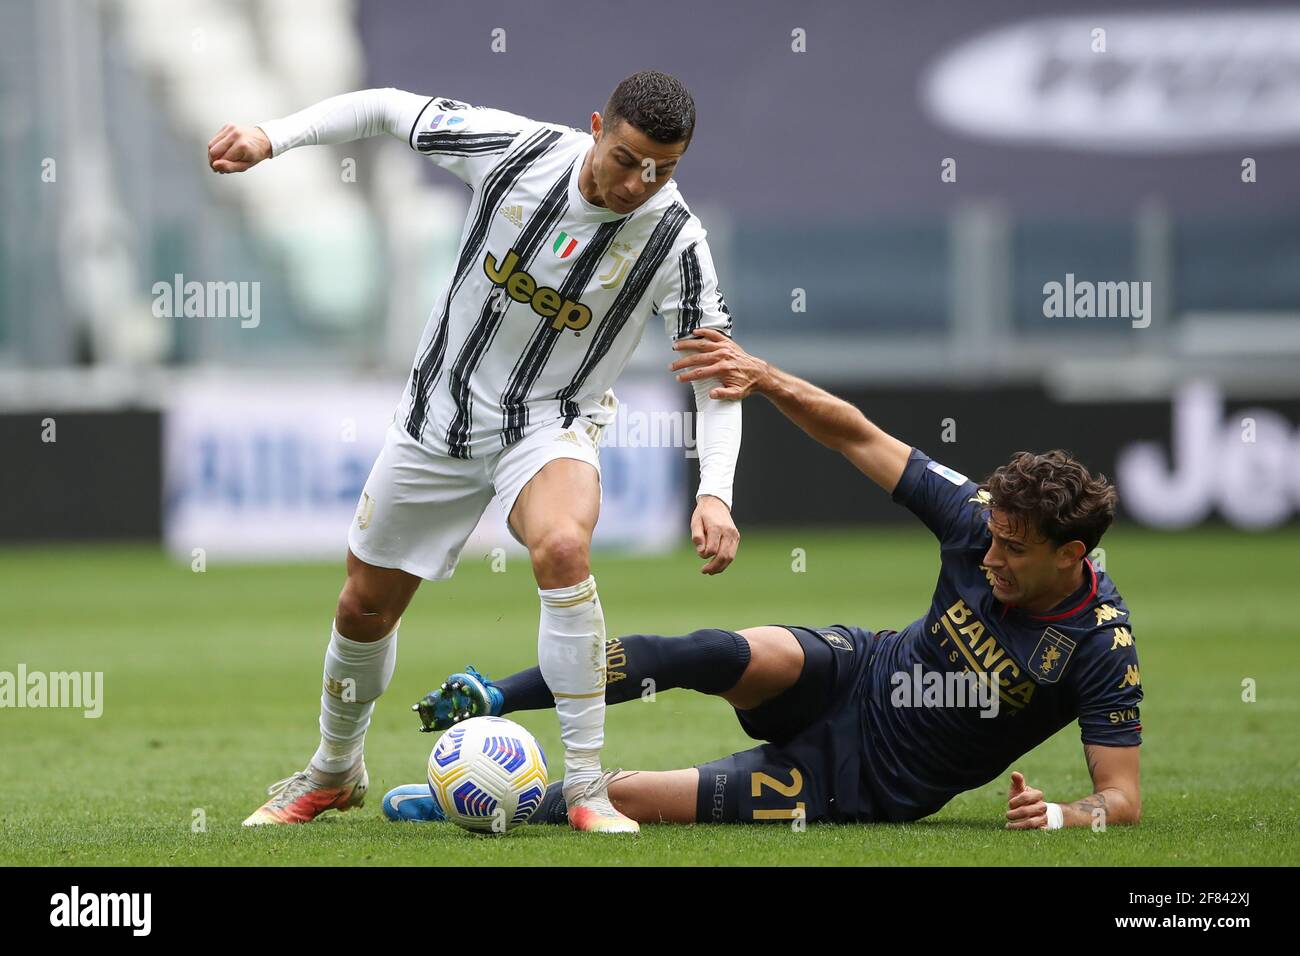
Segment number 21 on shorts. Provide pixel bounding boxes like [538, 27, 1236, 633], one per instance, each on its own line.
[750, 768, 805, 821]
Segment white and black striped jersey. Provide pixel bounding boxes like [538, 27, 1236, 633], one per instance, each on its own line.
[390, 94, 733, 458]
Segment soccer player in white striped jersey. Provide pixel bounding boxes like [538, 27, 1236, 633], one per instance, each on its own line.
[209, 71, 743, 833]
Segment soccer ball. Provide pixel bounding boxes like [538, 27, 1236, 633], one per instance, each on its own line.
[426, 716, 548, 833]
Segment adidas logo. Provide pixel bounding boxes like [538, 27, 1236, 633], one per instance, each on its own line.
[500, 204, 523, 227]
[555, 432, 581, 445]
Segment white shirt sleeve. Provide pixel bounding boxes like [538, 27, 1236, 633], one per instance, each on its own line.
[258, 89, 535, 190]
[656, 226, 734, 342]
[691, 379, 742, 510]
[652, 215, 741, 509]
[257, 88, 429, 155]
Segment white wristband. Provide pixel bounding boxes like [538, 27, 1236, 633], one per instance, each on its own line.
[1045, 802, 1065, 830]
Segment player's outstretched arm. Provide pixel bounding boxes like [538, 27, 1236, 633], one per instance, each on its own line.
[1005, 745, 1141, 830]
[207, 88, 429, 173]
[671, 329, 911, 493]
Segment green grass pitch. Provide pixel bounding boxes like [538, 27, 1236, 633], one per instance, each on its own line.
[1, 527, 1297, 866]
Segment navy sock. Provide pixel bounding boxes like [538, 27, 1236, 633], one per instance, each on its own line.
[495, 629, 752, 713]
[530, 780, 569, 824]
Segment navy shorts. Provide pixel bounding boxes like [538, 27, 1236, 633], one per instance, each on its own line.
[694, 625, 883, 824]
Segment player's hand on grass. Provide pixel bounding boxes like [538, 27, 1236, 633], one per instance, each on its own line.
[207, 124, 273, 173]
[670, 328, 769, 399]
[691, 495, 739, 575]
[1005, 770, 1050, 829]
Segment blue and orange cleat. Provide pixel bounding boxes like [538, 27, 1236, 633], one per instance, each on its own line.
[412, 666, 503, 733]
[381, 783, 445, 822]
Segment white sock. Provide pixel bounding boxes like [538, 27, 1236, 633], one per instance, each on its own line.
[311, 620, 398, 774]
[537, 576, 605, 794]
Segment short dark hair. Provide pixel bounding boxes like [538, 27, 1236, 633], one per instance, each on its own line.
[981, 450, 1117, 553]
[604, 70, 696, 147]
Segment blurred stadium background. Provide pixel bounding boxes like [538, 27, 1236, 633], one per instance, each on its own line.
[3, 0, 1300, 551]
[1, 0, 1299, 865]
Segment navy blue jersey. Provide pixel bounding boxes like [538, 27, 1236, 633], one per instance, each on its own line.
[861, 450, 1143, 822]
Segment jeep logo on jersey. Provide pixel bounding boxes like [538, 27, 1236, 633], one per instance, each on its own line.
[483, 248, 593, 332]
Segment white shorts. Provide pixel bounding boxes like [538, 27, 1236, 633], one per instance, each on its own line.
[347, 418, 603, 580]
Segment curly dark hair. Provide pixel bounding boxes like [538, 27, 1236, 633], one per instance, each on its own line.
[980, 450, 1118, 553]
[604, 70, 696, 147]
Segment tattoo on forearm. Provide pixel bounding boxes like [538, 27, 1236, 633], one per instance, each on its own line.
[1085, 747, 1100, 781]
[1070, 792, 1108, 816]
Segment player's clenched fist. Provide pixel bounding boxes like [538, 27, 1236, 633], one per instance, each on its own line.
[207, 124, 273, 174]
[1005, 770, 1050, 829]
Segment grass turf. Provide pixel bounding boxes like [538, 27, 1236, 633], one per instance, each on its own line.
[1, 527, 1297, 866]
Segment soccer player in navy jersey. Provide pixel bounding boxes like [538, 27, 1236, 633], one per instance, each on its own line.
[410, 329, 1142, 829]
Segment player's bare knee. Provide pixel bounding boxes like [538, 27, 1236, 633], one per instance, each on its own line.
[765, 630, 806, 681]
[334, 589, 396, 642]
[726, 627, 804, 708]
[746, 627, 804, 676]
[529, 529, 591, 586]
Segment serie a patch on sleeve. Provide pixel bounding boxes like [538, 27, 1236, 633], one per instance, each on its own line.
[926, 459, 969, 486]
